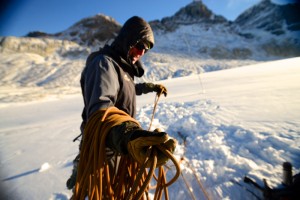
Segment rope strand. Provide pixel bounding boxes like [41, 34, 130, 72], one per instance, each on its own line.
[148, 91, 162, 131]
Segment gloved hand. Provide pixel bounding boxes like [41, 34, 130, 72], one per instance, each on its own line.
[106, 121, 176, 167]
[144, 83, 168, 97]
[127, 129, 176, 167]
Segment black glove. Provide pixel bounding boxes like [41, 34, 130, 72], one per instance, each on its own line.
[144, 83, 168, 97]
[106, 121, 139, 154]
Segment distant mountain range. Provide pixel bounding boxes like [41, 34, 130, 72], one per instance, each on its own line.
[21, 0, 300, 59]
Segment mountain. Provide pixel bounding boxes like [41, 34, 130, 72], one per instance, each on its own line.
[149, 1, 228, 32]
[22, 0, 300, 59]
[27, 14, 121, 46]
[56, 14, 121, 46]
[234, 0, 300, 35]
[232, 0, 300, 57]
[1, 0, 300, 103]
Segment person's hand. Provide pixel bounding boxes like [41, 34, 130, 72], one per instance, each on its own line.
[154, 84, 167, 97]
[127, 130, 176, 167]
[145, 83, 168, 97]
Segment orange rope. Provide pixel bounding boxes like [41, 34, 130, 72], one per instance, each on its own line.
[72, 106, 180, 200]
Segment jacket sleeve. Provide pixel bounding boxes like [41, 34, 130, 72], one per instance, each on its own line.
[135, 82, 156, 95]
[135, 83, 145, 95]
[82, 55, 120, 118]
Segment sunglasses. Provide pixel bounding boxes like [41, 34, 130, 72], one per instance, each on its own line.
[134, 41, 150, 53]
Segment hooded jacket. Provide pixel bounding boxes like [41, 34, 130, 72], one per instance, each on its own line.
[80, 16, 154, 132]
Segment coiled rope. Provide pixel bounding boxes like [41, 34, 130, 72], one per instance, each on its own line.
[73, 101, 180, 199]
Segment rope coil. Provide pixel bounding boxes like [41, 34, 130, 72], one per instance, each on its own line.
[73, 101, 180, 200]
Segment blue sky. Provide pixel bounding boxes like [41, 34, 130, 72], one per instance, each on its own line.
[0, 0, 296, 36]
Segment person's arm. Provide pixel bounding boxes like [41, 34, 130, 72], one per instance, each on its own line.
[82, 56, 120, 118]
[135, 82, 167, 97]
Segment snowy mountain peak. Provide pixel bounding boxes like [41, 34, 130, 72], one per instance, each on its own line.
[234, 0, 300, 35]
[57, 14, 121, 45]
[27, 14, 122, 46]
[150, 1, 227, 32]
[173, 1, 227, 23]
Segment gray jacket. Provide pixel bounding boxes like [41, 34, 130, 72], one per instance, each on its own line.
[80, 16, 155, 132]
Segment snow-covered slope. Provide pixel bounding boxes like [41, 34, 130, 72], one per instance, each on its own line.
[0, 36, 88, 104]
[0, 57, 299, 199]
[0, 35, 259, 104]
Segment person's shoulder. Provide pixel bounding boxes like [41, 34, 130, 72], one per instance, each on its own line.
[96, 54, 119, 75]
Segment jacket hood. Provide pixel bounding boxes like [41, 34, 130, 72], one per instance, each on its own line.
[111, 16, 155, 77]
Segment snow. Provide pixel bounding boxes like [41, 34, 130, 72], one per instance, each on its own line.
[1, 56, 300, 199]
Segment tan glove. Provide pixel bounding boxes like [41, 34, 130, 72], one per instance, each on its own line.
[154, 84, 168, 97]
[127, 130, 176, 167]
